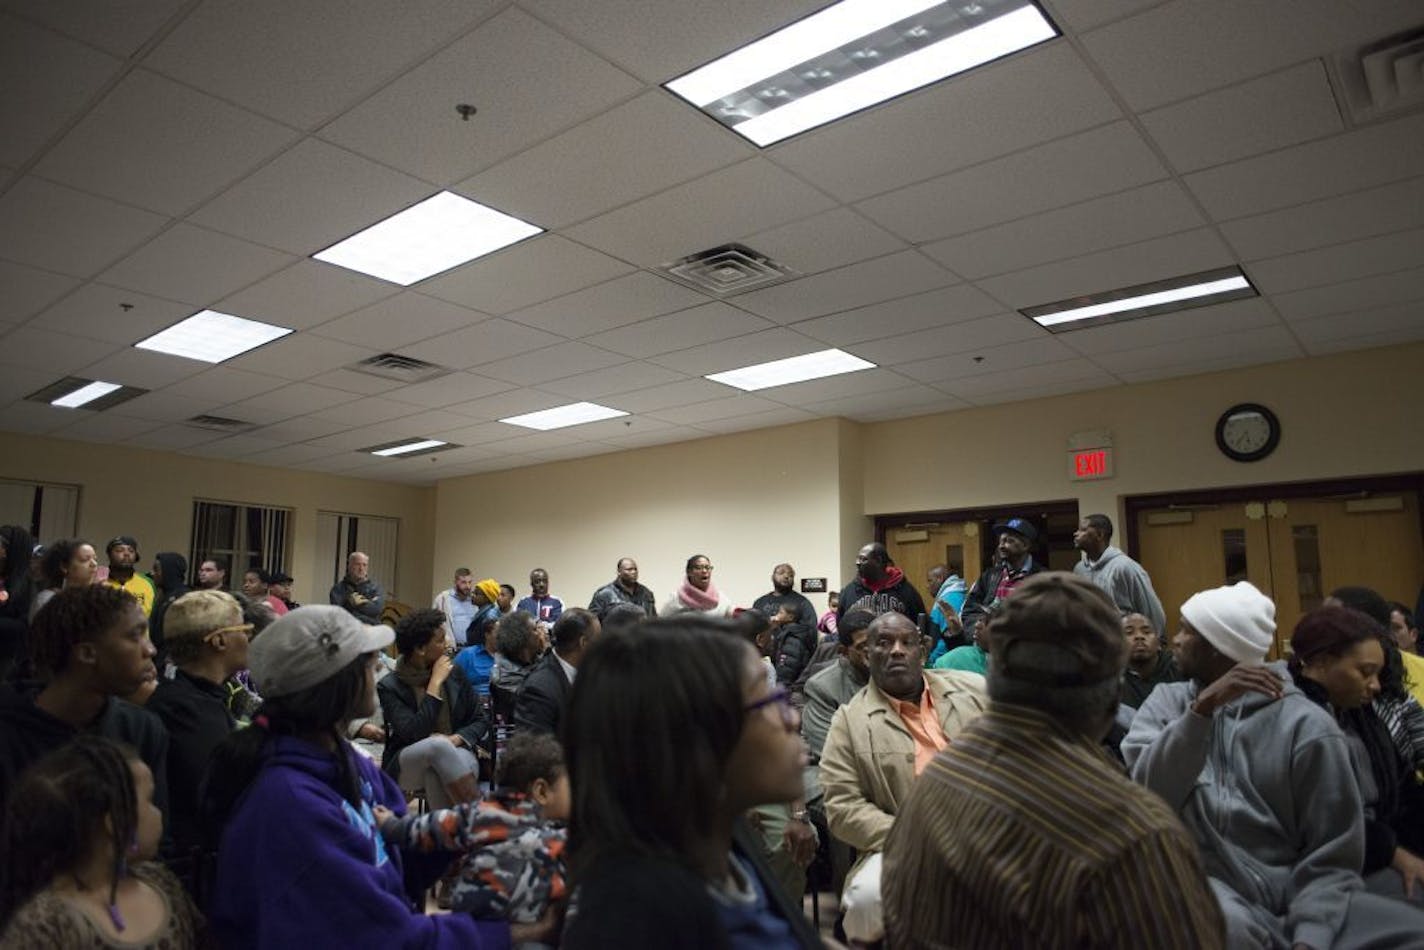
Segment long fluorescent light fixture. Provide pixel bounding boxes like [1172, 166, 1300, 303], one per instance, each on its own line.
[500, 402, 628, 431]
[706, 348, 875, 391]
[1023, 266, 1259, 333]
[365, 438, 453, 458]
[26, 376, 148, 411]
[664, 0, 1058, 146]
[313, 191, 543, 286]
[136, 310, 292, 363]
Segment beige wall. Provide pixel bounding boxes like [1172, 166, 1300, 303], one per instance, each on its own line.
[432, 418, 853, 612]
[861, 343, 1424, 529]
[0, 432, 436, 606]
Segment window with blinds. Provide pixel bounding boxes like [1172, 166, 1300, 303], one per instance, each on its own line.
[316, 511, 400, 599]
[190, 500, 291, 584]
[0, 478, 80, 542]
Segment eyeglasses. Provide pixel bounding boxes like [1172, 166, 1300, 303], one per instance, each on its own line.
[744, 687, 798, 731]
[690, 563, 713, 572]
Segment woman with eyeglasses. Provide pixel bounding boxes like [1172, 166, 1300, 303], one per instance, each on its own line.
[661, 554, 736, 618]
[562, 617, 823, 949]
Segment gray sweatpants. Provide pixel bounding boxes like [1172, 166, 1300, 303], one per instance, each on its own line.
[1213, 877, 1424, 948]
[398, 736, 479, 810]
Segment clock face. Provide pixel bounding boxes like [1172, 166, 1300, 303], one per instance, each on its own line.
[1215, 403, 1279, 462]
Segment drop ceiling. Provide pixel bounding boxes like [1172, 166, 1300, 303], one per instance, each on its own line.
[1, 0, 1422, 484]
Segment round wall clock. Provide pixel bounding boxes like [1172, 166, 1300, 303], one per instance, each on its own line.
[1215, 403, 1280, 462]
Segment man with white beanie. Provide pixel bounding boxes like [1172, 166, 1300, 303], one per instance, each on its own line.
[1123, 582, 1424, 948]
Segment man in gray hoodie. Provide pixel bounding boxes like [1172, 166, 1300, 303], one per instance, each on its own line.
[1072, 514, 1166, 636]
[1123, 581, 1424, 948]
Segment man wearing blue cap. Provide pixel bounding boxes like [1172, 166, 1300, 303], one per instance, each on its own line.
[960, 517, 1045, 640]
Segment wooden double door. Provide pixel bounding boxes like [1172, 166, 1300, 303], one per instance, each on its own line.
[886, 522, 984, 608]
[1135, 489, 1424, 656]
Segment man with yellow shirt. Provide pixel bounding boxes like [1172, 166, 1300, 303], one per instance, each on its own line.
[103, 535, 155, 617]
[820, 611, 988, 944]
[1389, 603, 1424, 705]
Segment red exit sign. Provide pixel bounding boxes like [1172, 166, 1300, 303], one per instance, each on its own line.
[1070, 448, 1114, 481]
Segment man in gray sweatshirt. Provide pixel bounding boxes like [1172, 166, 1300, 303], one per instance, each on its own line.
[1072, 514, 1166, 636]
[1123, 581, 1424, 948]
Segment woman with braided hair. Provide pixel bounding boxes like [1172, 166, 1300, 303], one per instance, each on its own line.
[0, 735, 202, 947]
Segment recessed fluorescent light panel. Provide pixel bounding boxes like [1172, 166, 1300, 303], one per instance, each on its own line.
[313, 191, 543, 286]
[135, 310, 292, 363]
[26, 377, 148, 411]
[500, 402, 629, 432]
[1023, 266, 1259, 333]
[364, 438, 455, 458]
[706, 348, 875, 391]
[664, 0, 1058, 146]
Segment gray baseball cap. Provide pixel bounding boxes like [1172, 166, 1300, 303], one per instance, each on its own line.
[248, 605, 393, 698]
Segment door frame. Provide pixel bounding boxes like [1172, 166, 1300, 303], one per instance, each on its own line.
[1124, 472, 1424, 559]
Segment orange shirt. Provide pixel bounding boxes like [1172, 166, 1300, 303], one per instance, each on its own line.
[890, 679, 948, 776]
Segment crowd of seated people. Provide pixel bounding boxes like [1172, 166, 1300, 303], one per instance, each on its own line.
[4, 519, 1424, 948]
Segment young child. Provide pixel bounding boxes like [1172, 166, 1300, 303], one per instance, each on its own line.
[0, 735, 204, 948]
[375, 732, 568, 944]
[817, 591, 839, 640]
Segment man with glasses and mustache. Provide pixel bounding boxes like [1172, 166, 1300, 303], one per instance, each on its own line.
[820, 611, 988, 945]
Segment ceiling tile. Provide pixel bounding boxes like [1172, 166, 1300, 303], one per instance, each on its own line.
[376, 408, 473, 438]
[522, 0, 826, 83]
[536, 361, 687, 400]
[1049, 0, 1166, 32]
[320, 8, 643, 184]
[976, 227, 1236, 309]
[31, 282, 193, 345]
[734, 251, 956, 324]
[35, 69, 298, 216]
[1056, 297, 1282, 356]
[1247, 228, 1424, 295]
[145, 0, 497, 129]
[98, 223, 296, 305]
[421, 235, 634, 315]
[580, 302, 773, 359]
[1290, 301, 1424, 346]
[893, 334, 1075, 382]
[124, 424, 227, 450]
[1185, 112, 1424, 221]
[308, 292, 490, 351]
[1305, 329, 1424, 357]
[1081, 0, 1421, 111]
[251, 415, 353, 441]
[759, 368, 918, 407]
[1114, 348, 1303, 385]
[966, 376, 1116, 406]
[456, 90, 753, 229]
[601, 425, 711, 449]
[0, 177, 168, 278]
[695, 407, 817, 434]
[165, 367, 291, 405]
[856, 122, 1167, 243]
[52, 412, 163, 444]
[424, 420, 523, 444]
[1139, 61, 1342, 174]
[1270, 266, 1424, 323]
[561, 414, 677, 441]
[846, 311, 1043, 366]
[241, 443, 341, 467]
[224, 333, 376, 380]
[398, 319, 563, 370]
[305, 368, 407, 395]
[939, 358, 1106, 398]
[0, 14, 121, 167]
[1219, 176, 1424, 260]
[0, 325, 120, 374]
[441, 388, 571, 421]
[1, 399, 97, 434]
[475, 341, 628, 385]
[740, 207, 906, 277]
[564, 158, 838, 266]
[223, 382, 356, 417]
[792, 284, 1005, 347]
[505, 272, 706, 337]
[921, 181, 1204, 279]
[382, 371, 513, 409]
[801, 385, 971, 423]
[215, 260, 398, 330]
[307, 395, 422, 426]
[1102, 325, 1303, 374]
[0, 260, 81, 323]
[648, 327, 825, 376]
[1, 0, 188, 58]
[76, 346, 206, 388]
[771, 43, 1122, 203]
[183, 433, 288, 459]
[189, 139, 434, 255]
[646, 394, 785, 425]
[602, 378, 735, 413]
[0, 364, 60, 404]
[110, 391, 222, 424]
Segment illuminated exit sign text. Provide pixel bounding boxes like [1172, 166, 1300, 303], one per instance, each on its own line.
[1070, 447, 1114, 481]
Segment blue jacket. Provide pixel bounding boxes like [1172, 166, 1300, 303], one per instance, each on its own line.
[455, 643, 496, 697]
[211, 735, 509, 949]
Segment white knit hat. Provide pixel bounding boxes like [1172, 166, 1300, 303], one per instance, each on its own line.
[1179, 581, 1276, 664]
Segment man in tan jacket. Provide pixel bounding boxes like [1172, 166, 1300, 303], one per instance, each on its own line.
[821, 611, 988, 943]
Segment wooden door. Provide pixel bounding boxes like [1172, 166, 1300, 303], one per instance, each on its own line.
[887, 522, 982, 607]
[1265, 492, 1424, 646]
[1135, 505, 1273, 640]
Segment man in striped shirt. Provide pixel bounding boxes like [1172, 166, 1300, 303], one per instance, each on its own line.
[882, 573, 1224, 948]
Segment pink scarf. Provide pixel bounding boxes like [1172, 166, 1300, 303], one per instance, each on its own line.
[677, 578, 722, 612]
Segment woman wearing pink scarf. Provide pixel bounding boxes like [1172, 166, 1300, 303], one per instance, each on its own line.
[660, 554, 734, 617]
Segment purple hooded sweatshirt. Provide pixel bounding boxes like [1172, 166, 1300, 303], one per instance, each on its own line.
[211, 735, 510, 949]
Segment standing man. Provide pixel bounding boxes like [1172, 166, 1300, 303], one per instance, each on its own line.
[961, 518, 1045, 641]
[588, 557, 657, 620]
[196, 558, 227, 592]
[926, 563, 968, 662]
[882, 573, 1223, 948]
[516, 568, 563, 627]
[329, 551, 384, 625]
[148, 551, 190, 652]
[1073, 514, 1167, 637]
[753, 563, 818, 686]
[820, 612, 988, 944]
[513, 608, 600, 736]
[268, 571, 298, 611]
[497, 584, 516, 616]
[103, 536, 155, 616]
[836, 543, 926, 625]
[433, 568, 477, 648]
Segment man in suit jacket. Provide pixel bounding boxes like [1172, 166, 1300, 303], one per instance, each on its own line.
[514, 608, 600, 735]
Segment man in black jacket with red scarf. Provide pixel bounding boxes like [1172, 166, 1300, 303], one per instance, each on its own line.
[837, 543, 926, 626]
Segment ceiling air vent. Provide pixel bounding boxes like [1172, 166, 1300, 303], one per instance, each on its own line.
[348, 352, 451, 384]
[1329, 25, 1424, 125]
[186, 414, 257, 433]
[659, 243, 798, 296]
